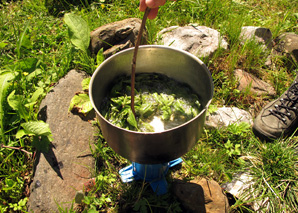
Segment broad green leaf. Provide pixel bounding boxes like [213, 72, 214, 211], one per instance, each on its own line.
[81, 77, 91, 91]
[69, 93, 93, 115]
[64, 13, 90, 53]
[21, 121, 52, 137]
[0, 71, 14, 139]
[7, 90, 28, 121]
[19, 121, 52, 153]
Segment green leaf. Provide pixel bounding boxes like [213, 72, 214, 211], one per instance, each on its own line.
[7, 90, 29, 121]
[173, 99, 185, 113]
[81, 77, 91, 91]
[64, 13, 90, 53]
[21, 121, 52, 137]
[161, 106, 171, 120]
[17, 58, 38, 73]
[26, 68, 42, 81]
[208, 104, 218, 114]
[87, 207, 99, 213]
[25, 88, 44, 111]
[20, 35, 33, 49]
[234, 144, 241, 155]
[16, 129, 27, 139]
[138, 103, 154, 118]
[224, 139, 233, 149]
[0, 41, 8, 49]
[17, 121, 52, 153]
[69, 93, 93, 115]
[96, 48, 104, 65]
[127, 108, 138, 129]
[0, 71, 14, 139]
[30, 87, 44, 103]
[16, 21, 30, 59]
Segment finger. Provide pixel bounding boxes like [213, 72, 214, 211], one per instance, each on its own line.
[146, 0, 166, 8]
[139, 0, 147, 12]
[147, 7, 159, 19]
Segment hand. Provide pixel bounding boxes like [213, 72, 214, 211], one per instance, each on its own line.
[139, 0, 167, 19]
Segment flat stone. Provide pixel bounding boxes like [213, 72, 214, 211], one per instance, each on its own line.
[222, 170, 263, 211]
[27, 70, 96, 212]
[157, 25, 228, 58]
[205, 106, 253, 128]
[172, 178, 230, 212]
[234, 69, 276, 97]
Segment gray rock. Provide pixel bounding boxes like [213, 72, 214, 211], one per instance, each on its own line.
[274, 32, 298, 65]
[172, 178, 230, 212]
[205, 106, 253, 128]
[234, 69, 276, 96]
[240, 26, 273, 50]
[90, 18, 148, 58]
[27, 70, 95, 212]
[222, 172, 254, 199]
[157, 25, 228, 58]
[222, 170, 264, 212]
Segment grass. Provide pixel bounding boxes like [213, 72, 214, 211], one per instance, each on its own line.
[0, 0, 298, 212]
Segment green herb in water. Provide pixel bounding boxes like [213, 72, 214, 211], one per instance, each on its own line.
[100, 73, 202, 132]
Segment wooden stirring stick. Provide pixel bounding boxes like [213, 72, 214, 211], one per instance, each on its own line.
[131, 7, 151, 116]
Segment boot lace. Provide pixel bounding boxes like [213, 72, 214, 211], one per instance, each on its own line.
[269, 82, 298, 124]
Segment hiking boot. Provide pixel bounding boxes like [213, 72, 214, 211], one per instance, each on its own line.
[253, 76, 298, 140]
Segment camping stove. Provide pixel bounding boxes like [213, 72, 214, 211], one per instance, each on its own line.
[119, 158, 182, 195]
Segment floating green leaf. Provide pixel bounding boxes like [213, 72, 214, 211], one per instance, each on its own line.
[127, 108, 138, 129]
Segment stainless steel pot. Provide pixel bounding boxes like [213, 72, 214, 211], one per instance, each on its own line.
[89, 45, 214, 164]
